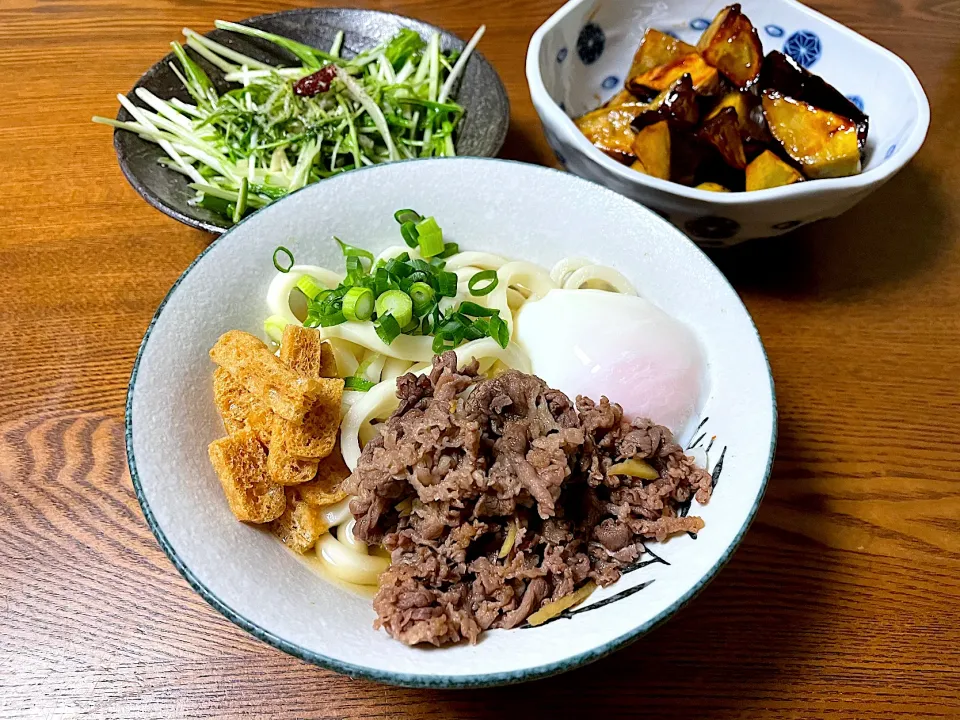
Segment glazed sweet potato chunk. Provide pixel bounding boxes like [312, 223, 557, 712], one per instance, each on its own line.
[575, 105, 647, 161]
[630, 121, 671, 180]
[745, 150, 804, 191]
[696, 4, 763, 89]
[627, 53, 720, 96]
[762, 92, 860, 179]
[627, 28, 697, 79]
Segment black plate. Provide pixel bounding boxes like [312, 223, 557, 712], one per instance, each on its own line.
[112, 8, 510, 233]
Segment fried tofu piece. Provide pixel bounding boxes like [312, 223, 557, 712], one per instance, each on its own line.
[210, 330, 322, 422]
[271, 489, 328, 553]
[270, 377, 344, 459]
[279, 325, 338, 379]
[267, 445, 319, 486]
[208, 429, 285, 523]
[298, 447, 350, 507]
[212, 367, 274, 444]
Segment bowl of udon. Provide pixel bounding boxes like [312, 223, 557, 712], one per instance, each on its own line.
[126, 157, 776, 687]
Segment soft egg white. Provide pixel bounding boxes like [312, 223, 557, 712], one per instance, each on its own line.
[515, 289, 706, 438]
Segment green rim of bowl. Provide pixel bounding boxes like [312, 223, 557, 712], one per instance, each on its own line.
[125, 156, 777, 689]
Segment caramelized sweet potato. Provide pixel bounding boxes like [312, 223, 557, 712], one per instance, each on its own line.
[627, 53, 721, 96]
[602, 88, 645, 109]
[631, 74, 699, 131]
[696, 182, 731, 192]
[759, 51, 868, 149]
[628, 28, 698, 78]
[575, 104, 647, 161]
[745, 149, 804, 190]
[696, 4, 763, 89]
[698, 106, 747, 170]
[762, 91, 861, 179]
[630, 121, 671, 180]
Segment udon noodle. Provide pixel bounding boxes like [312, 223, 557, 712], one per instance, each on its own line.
[265, 246, 637, 586]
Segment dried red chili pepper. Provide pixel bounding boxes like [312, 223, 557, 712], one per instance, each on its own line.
[293, 65, 338, 97]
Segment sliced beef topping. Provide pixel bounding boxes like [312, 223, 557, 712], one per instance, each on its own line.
[348, 352, 712, 646]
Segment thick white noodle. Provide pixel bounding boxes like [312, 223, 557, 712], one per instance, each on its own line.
[266, 264, 343, 325]
[360, 351, 387, 383]
[321, 322, 435, 362]
[327, 338, 360, 377]
[550, 257, 592, 286]
[443, 251, 508, 271]
[319, 498, 353, 527]
[338, 518, 368, 555]
[563, 265, 638, 295]
[486, 261, 559, 335]
[316, 533, 388, 585]
[382, 356, 413, 383]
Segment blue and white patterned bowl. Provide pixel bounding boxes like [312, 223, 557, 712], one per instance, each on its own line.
[526, 0, 930, 245]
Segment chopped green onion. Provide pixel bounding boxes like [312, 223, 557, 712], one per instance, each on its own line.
[342, 286, 374, 321]
[436, 271, 458, 297]
[319, 311, 347, 327]
[344, 376, 376, 391]
[263, 314, 289, 343]
[375, 290, 413, 328]
[408, 281, 436, 315]
[438, 242, 460, 259]
[394, 209, 423, 225]
[232, 177, 249, 224]
[296, 275, 325, 300]
[415, 216, 444, 257]
[469, 269, 498, 296]
[400, 221, 419, 248]
[335, 237, 374, 270]
[458, 302, 498, 318]
[489, 314, 510, 348]
[375, 313, 402, 344]
[273, 246, 295, 273]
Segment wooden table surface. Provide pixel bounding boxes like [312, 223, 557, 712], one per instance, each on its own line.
[2, 0, 959, 717]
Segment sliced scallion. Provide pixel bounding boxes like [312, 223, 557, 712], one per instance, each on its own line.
[375, 289, 413, 328]
[296, 274, 325, 300]
[408, 281, 436, 315]
[375, 313, 402, 344]
[415, 216, 444, 257]
[344, 376, 376, 391]
[263, 314, 289, 343]
[468, 269, 498, 296]
[273, 246, 295, 273]
[394, 208, 423, 225]
[342, 286, 374, 321]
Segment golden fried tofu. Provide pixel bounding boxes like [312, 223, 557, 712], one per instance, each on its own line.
[297, 446, 350, 507]
[271, 489, 328, 553]
[208, 429, 285, 523]
[279, 325, 338, 379]
[210, 330, 322, 422]
[212, 367, 274, 444]
[270, 377, 344, 459]
[267, 445, 319, 486]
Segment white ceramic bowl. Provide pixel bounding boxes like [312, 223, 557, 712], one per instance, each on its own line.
[526, 0, 930, 245]
[126, 158, 776, 687]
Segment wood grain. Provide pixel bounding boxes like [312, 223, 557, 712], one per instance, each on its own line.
[1, 0, 959, 717]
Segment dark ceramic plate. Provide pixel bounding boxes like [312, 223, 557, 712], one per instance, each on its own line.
[112, 8, 510, 234]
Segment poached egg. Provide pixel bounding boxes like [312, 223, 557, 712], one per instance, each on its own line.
[515, 289, 705, 437]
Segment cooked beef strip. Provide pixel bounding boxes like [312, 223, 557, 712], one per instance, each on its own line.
[345, 351, 711, 646]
